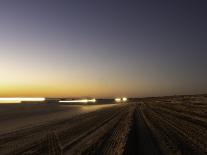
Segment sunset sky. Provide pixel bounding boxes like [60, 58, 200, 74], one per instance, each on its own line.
[0, 1, 207, 98]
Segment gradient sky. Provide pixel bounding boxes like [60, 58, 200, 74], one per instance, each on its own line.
[0, 0, 207, 98]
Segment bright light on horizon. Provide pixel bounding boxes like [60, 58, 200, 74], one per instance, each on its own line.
[88, 99, 96, 102]
[115, 98, 121, 102]
[59, 98, 96, 103]
[0, 100, 22, 104]
[122, 97, 127, 102]
[115, 97, 128, 102]
[0, 97, 45, 103]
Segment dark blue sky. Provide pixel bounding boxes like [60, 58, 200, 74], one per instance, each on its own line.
[0, 0, 207, 97]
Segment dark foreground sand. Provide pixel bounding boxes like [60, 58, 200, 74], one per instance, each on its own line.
[0, 103, 117, 134]
[0, 95, 207, 155]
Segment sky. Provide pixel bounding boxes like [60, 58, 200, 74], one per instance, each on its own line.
[0, 0, 207, 98]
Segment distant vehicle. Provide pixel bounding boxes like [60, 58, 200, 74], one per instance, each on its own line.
[115, 97, 128, 103]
